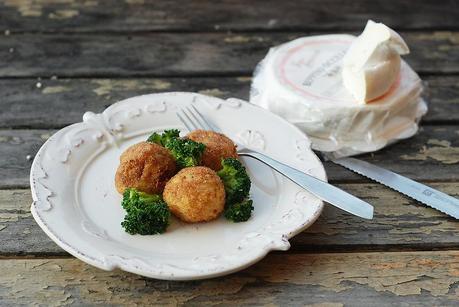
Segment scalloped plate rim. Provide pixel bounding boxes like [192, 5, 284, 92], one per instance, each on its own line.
[29, 91, 326, 280]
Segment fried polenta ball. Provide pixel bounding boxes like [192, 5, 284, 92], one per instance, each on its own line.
[186, 130, 238, 171]
[163, 166, 225, 223]
[115, 142, 176, 194]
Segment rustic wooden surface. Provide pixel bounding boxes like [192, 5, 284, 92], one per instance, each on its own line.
[1, 0, 458, 32]
[1, 76, 458, 129]
[1, 32, 459, 77]
[1, 252, 459, 305]
[1, 0, 458, 306]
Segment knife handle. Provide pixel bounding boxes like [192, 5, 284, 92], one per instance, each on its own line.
[238, 151, 374, 219]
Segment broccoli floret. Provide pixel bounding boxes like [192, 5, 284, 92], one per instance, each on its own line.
[147, 129, 205, 169]
[164, 137, 205, 168]
[224, 199, 254, 222]
[121, 188, 170, 235]
[147, 129, 180, 146]
[218, 158, 254, 222]
[217, 158, 251, 205]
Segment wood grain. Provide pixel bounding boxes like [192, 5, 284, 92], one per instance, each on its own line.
[3, 184, 458, 256]
[0, 130, 53, 188]
[0, 77, 251, 129]
[1, 32, 459, 77]
[0, 75, 456, 129]
[294, 183, 459, 251]
[2, 126, 459, 188]
[1, 0, 458, 32]
[0, 190, 59, 255]
[1, 252, 458, 305]
[424, 76, 459, 123]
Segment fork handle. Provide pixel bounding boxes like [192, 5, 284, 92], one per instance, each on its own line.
[238, 150, 374, 219]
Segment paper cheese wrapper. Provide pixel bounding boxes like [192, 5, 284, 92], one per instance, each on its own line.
[250, 34, 427, 157]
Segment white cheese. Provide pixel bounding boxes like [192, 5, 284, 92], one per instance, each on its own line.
[342, 20, 409, 103]
[250, 32, 426, 157]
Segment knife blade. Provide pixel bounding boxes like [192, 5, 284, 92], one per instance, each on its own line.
[332, 157, 459, 219]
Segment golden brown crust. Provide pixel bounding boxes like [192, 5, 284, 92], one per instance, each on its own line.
[186, 130, 238, 171]
[163, 166, 225, 223]
[115, 142, 177, 194]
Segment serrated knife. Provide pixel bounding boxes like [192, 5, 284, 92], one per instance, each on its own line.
[332, 157, 459, 219]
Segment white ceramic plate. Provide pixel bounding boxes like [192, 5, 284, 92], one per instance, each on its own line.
[30, 92, 326, 280]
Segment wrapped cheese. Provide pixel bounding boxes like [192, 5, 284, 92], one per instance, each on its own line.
[250, 28, 427, 158]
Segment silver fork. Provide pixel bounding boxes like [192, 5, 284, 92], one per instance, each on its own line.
[176, 105, 374, 220]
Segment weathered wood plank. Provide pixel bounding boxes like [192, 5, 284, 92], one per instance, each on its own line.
[0, 130, 53, 188]
[0, 76, 455, 129]
[2, 126, 459, 188]
[424, 76, 459, 123]
[294, 182, 459, 250]
[2, 184, 458, 256]
[0, 190, 60, 255]
[1, 252, 458, 305]
[0, 77, 252, 129]
[0, 32, 458, 77]
[1, 0, 458, 32]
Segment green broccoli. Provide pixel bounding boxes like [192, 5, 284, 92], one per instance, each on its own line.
[217, 158, 251, 205]
[121, 188, 170, 235]
[164, 137, 205, 168]
[147, 129, 205, 169]
[224, 199, 254, 222]
[147, 129, 180, 146]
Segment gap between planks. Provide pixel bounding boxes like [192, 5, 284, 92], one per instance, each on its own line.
[0, 245, 459, 261]
[2, 245, 459, 259]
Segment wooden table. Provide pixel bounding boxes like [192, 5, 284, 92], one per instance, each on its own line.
[1, 1, 459, 305]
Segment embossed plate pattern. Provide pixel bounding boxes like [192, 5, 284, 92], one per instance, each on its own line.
[30, 92, 326, 280]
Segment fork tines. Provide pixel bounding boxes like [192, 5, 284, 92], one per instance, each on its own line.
[176, 105, 217, 132]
